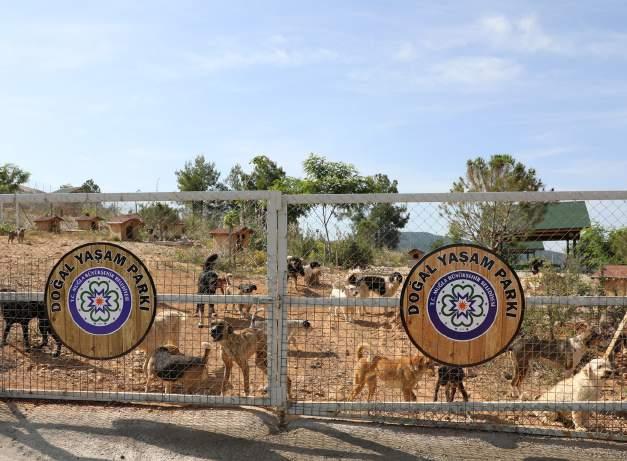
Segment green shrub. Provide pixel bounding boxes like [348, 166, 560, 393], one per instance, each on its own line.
[0, 223, 14, 235]
[331, 235, 374, 269]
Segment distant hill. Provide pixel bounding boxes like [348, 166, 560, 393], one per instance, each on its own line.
[398, 232, 456, 251]
[398, 231, 566, 266]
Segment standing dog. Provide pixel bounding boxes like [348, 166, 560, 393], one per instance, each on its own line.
[250, 309, 311, 348]
[17, 228, 25, 243]
[210, 319, 268, 396]
[7, 231, 17, 243]
[196, 254, 219, 321]
[349, 343, 434, 401]
[330, 282, 360, 322]
[0, 288, 62, 357]
[304, 261, 322, 287]
[136, 308, 185, 375]
[348, 272, 403, 314]
[234, 283, 258, 318]
[535, 357, 614, 431]
[145, 342, 211, 393]
[433, 366, 469, 402]
[287, 256, 305, 289]
[506, 324, 593, 398]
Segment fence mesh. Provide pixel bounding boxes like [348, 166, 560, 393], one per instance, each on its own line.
[0, 193, 626, 438]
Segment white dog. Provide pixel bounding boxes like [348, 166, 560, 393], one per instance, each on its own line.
[330, 283, 360, 322]
[535, 357, 613, 431]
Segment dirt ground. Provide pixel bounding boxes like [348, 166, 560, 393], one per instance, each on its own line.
[1, 401, 626, 461]
[0, 231, 626, 437]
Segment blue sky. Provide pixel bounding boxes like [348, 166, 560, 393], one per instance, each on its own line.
[2, 1, 627, 193]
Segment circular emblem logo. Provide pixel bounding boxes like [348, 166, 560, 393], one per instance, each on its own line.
[68, 268, 132, 335]
[45, 242, 157, 360]
[428, 271, 498, 341]
[400, 244, 524, 366]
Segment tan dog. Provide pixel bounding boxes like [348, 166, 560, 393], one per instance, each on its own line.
[210, 319, 268, 396]
[350, 343, 435, 401]
[136, 308, 185, 374]
[535, 357, 614, 431]
[145, 342, 210, 393]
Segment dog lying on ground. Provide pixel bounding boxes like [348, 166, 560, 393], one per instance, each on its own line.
[433, 366, 469, 402]
[349, 343, 434, 401]
[348, 272, 403, 315]
[136, 307, 185, 374]
[195, 254, 219, 321]
[330, 283, 361, 322]
[287, 256, 305, 289]
[145, 342, 211, 393]
[506, 324, 594, 398]
[303, 261, 322, 287]
[535, 357, 614, 431]
[0, 288, 62, 357]
[250, 309, 311, 347]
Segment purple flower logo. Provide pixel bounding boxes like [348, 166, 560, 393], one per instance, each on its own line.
[440, 283, 485, 328]
[78, 281, 121, 323]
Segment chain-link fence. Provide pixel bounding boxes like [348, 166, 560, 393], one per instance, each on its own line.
[0, 191, 626, 439]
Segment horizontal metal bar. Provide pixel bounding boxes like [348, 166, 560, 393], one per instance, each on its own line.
[0, 292, 274, 304]
[290, 400, 627, 413]
[284, 295, 627, 307]
[284, 190, 627, 204]
[0, 389, 270, 406]
[0, 190, 272, 204]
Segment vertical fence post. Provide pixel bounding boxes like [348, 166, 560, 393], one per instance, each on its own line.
[276, 198, 289, 412]
[267, 191, 287, 411]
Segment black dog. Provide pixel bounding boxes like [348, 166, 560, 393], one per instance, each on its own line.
[287, 256, 305, 288]
[195, 254, 219, 321]
[433, 366, 469, 402]
[0, 289, 62, 357]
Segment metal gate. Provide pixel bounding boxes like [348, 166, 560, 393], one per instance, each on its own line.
[0, 190, 626, 439]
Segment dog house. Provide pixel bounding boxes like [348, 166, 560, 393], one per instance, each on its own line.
[75, 214, 104, 231]
[209, 226, 254, 253]
[592, 265, 627, 296]
[107, 214, 144, 241]
[33, 215, 64, 233]
[407, 248, 425, 267]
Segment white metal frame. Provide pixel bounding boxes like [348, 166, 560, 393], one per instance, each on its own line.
[1, 190, 626, 437]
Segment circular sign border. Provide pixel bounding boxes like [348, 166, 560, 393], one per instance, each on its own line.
[44, 241, 158, 360]
[399, 243, 525, 367]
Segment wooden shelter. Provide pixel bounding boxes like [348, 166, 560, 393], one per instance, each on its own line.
[592, 265, 627, 296]
[33, 216, 63, 233]
[107, 214, 144, 241]
[209, 226, 254, 253]
[75, 214, 104, 231]
[407, 248, 425, 267]
[512, 201, 591, 254]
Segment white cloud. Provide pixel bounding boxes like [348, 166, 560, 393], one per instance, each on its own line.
[478, 14, 560, 53]
[186, 38, 338, 73]
[432, 57, 522, 86]
[393, 42, 417, 62]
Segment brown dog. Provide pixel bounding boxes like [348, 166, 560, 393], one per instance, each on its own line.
[350, 343, 435, 401]
[17, 228, 25, 243]
[145, 342, 210, 393]
[210, 320, 268, 396]
[7, 231, 16, 243]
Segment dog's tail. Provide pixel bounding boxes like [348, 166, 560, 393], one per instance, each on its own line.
[203, 253, 219, 271]
[356, 343, 371, 360]
[200, 342, 211, 365]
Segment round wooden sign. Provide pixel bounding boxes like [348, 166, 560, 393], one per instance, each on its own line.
[45, 242, 157, 360]
[400, 244, 524, 367]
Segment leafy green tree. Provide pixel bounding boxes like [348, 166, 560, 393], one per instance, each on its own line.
[351, 175, 409, 249]
[608, 228, 627, 264]
[0, 164, 30, 193]
[441, 154, 545, 253]
[139, 203, 179, 240]
[78, 179, 101, 193]
[176, 155, 226, 217]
